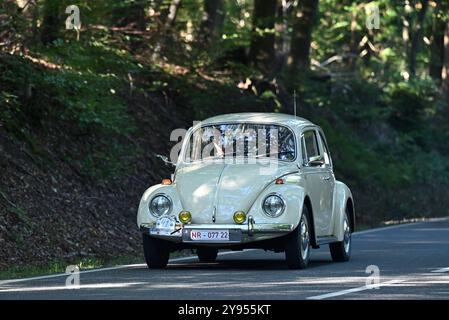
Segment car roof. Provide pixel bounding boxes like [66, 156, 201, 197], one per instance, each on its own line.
[195, 112, 315, 130]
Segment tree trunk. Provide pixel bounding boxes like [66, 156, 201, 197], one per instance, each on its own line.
[429, 19, 445, 81]
[249, 0, 277, 73]
[274, 0, 294, 73]
[409, 0, 429, 77]
[198, 0, 225, 48]
[348, 10, 359, 70]
[429, 0, 447, 81]
[403, 1, 411, 57]
[273, 0, 294, 74]
[30, 0, 39, 42]
[275, 1, 294, 54]
[40, 0, 63, 44]
[164, 0, 182, 28]
[288, 0, 319, 72]
[441, 18, 449, 102]
[113, 1, 147, 31]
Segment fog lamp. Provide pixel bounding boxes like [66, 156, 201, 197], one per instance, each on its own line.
[233, 211, 247, 224]
[179, 211, 192, 223]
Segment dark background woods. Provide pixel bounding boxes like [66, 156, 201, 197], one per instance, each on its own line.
[1, 0, 449, 270]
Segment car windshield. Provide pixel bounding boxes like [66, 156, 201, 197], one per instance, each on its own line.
[186, 123, 296, 162]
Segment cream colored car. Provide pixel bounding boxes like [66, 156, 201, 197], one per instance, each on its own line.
[137, 113, 355, 269]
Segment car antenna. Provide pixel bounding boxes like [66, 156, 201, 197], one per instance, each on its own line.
[293, 90, 297, 117]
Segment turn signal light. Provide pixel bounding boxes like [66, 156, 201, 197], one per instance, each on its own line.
[275, 178, 284, 185]
[162, 179, 172, 185]
[179, 211, 192, 223]
[233, 211, 247, 224]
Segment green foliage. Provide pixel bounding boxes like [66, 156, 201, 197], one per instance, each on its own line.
[383, 77, 438, 130]
[0, 52, 133, 136]
[316, 118, 411, 188]
[0, 40, 137, 177]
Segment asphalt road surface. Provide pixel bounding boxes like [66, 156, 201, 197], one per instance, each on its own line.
[1, 218, 449, 300]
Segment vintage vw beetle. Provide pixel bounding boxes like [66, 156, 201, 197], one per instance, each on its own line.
[137, 113, 355, 269]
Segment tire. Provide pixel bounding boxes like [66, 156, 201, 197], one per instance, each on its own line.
[329, 208, 352, 262]
[197, 247, 218, 263]
[285, 206, 311, 269]
[143, 234, 170, 269]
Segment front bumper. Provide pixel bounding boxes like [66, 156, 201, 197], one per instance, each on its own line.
[140, 220, 294, 244]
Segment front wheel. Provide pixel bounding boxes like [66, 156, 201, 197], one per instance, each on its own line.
[285, 207, 311, 269]
[143, 234, 170, 269]
[329, 209, 352, 262]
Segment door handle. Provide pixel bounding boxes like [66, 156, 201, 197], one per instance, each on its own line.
[322, 176, 331, 181]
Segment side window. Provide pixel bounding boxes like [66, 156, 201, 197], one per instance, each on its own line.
[303, 130, 320, 163]
[301, 138, 308, 164]
[319, 132, 332, 166]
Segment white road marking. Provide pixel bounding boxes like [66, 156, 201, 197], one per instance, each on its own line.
[0, 282, 145, 293]
[307, 266, 449, 300]
[353, 224, 419, 235]
[353, 217, 448, 236]
[306, 279, 407, 300]
[0, 264, 144, 286]
[0, 250, 255, 286]
[431, 267, 449, 273]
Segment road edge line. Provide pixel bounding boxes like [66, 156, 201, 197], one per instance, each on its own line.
[0, 250, 256, 285]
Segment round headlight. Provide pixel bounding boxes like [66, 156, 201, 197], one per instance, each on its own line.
[262, 194, 285, 218]
[149, 195, 172, 217]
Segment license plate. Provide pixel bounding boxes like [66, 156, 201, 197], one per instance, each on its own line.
[190, 230, 229, 241]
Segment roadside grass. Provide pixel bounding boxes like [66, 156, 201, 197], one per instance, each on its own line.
[354, 223, 376, 232]
[0, 250, 193, 281]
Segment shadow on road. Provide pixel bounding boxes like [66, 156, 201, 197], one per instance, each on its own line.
[166, 258, 332, 271]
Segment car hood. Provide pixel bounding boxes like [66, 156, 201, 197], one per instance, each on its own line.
[175, 161, 297, 224]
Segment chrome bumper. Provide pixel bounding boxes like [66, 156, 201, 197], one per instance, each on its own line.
[140, 220, 294, 244]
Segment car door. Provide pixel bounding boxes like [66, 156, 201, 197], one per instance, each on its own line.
[301, 129, 329, 237]
[317, 130, 335, 236]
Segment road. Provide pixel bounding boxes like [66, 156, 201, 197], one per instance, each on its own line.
[1, 218, 449, 300]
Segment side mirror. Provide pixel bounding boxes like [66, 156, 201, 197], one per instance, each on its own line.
[308, 155, 325, 167]
[156, 154, 176, 168]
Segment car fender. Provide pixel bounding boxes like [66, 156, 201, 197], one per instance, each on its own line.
[331, 181, 354, 241]
[247, 182, 306, 230]
[137, 184, 184, 228]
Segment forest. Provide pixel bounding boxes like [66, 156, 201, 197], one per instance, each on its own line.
[1, 0, 449, 271]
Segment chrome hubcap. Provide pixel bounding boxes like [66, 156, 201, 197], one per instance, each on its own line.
[343, 217, 351, 253]
[300, 215, 310, 260]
